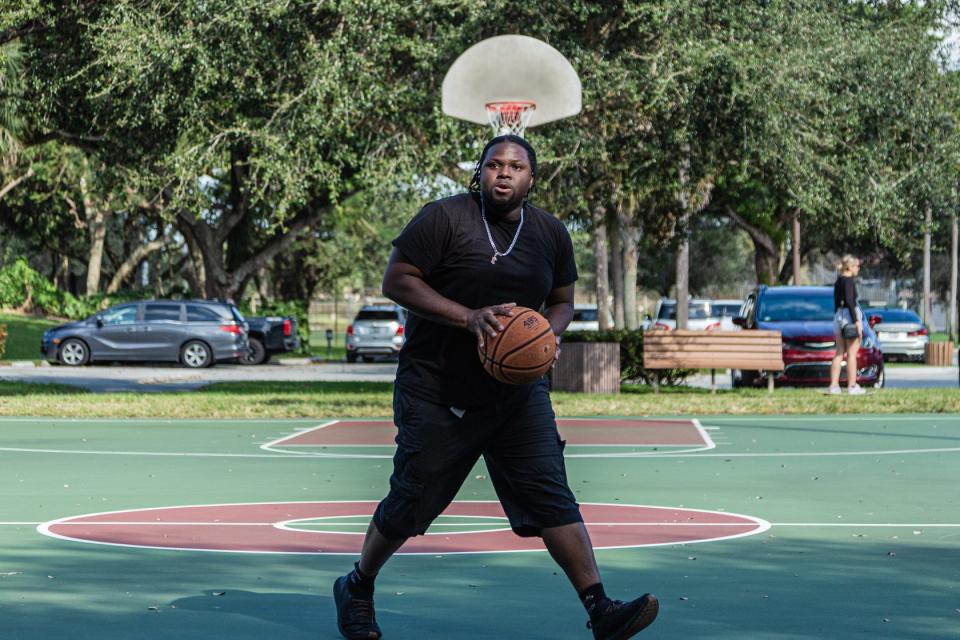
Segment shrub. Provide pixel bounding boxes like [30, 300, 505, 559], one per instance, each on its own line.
[0, 260, 137, 319]
[563, 329, 692, 385]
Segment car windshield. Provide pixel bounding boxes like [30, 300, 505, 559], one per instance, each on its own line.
[657, 302, 712, 320]
[870, 310, 920, 324]
[356, 310, 401, 321]
[758, 294, 834, 322]
[573, 309, 598, 321]
[714, 304, 741, 318]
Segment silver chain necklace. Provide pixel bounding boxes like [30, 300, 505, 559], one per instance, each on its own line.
[480, 195, 524, 264]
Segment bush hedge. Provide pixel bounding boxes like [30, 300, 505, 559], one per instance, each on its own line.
[563, 329, 692, 385]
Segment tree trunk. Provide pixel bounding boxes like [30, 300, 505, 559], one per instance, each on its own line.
[80, 170, 108, 296]
[675, 220, 690, 329]
[609, 210, 624, 328]
[951, 208, 957, 342]
[106, 239, 168, 294]
[592, 204, 612, 330]
[621, 202, 641, 330]
[792, 211, 801, 285]
[923, 206, 932, 326]
[722, 206, 781, 285]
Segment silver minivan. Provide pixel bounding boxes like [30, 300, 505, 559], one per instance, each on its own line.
[346, 305, 406, 362]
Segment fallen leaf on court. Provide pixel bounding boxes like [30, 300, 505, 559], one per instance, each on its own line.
[887, 552, 896, 557]
[687, 556, 696, 561]
[212, 591, 226, 596]
[679, 597, 689, 601]
[882, 618, 890, 623]
[395, 592, 404, 596]
[148, 606, 159, 611]
[0, 572, 22, 576]
[912, 530, 922, 535]
[474, 475, 486, 480]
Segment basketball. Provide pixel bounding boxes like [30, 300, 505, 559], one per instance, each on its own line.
[477, 307, 556, 384]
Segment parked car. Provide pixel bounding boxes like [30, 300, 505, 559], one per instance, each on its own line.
[346, 305, 406, 362]
[732, 285, 884, 388]
[41, 299, 249, 368]
[711, 299, 744, 331]
[240, 315, 301, 364]
[651, 299, 720, 331]
[864, 308, 929, 362]
[567, 304, 614, 331]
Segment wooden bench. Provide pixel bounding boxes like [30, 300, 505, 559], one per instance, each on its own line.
[643, 330, 784, 392]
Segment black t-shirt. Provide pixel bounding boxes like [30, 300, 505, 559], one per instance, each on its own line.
[834, 276, 857, 314]
[391, 192, 578, 409]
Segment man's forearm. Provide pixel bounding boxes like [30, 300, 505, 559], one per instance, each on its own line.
[383, 272, 470, 329]
[544, 302, 574, 337]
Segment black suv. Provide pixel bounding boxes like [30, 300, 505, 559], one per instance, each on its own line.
[41, 300, 249, 368]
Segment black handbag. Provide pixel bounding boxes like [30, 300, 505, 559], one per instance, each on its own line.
[841, 323, 859, 340]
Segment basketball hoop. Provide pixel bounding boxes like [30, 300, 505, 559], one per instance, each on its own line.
[486, 101, 537, 137]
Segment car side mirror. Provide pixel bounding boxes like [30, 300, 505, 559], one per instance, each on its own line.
[732, 316, 747, 328]
[95, 315, 104, 328]
[868, 314, 881, 328]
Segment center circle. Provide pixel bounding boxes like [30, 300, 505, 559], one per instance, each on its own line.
[39, 501, 770, 555]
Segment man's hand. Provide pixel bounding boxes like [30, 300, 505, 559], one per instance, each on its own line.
[467, 303, 516, 348]
[552, 334, 562, 368]
[856, 320, 863, 340]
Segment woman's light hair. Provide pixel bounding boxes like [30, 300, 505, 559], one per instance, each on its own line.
[838, 254, 859, 273]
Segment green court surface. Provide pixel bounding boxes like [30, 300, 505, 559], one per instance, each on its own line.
[0, 414, 957, 639]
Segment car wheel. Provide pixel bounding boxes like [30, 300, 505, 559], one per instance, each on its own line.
[181, 340, 213, 368]
[59, 339, 89, 366]
[346, 352, 357, 363]
[241, 337, 267, 365]
[870, 366, 886, 388]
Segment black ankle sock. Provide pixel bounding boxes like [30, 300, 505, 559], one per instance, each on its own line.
[578, 583, 609, 617]
[347, 562, 376, 598]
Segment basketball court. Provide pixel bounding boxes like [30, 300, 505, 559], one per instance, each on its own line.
[0, 413, 957, 639]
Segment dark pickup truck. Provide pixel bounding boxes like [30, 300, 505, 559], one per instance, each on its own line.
[241, 315, 300, 364]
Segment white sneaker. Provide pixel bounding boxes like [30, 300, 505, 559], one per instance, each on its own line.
[847, 385, 866, 396]
[827, 386, 842, 395]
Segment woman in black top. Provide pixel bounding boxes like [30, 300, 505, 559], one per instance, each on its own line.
[829, 255, 865, 395]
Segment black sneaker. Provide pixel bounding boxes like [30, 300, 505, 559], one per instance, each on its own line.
[586, 594, 659, 640]
[333, 574, 382, 639]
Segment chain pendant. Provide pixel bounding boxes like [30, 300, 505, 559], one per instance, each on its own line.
[491, 255, 498, 264]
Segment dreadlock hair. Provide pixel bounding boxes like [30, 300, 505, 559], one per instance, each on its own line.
[467, 134, 538, 194]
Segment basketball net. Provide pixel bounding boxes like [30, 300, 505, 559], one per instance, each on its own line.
[485, 101, 536, 137]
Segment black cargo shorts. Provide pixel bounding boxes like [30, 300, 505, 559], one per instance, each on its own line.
[372, 378, 583, 540]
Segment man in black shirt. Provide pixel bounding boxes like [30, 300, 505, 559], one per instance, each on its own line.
[332, 136, 658, 640]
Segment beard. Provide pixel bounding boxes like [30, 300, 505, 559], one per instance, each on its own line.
[480, 184, 527, 219]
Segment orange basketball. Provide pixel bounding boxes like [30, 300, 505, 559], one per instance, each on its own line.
[477, 307, 556, 385]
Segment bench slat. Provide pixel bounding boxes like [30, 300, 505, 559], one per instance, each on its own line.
[644, 336, 782, 346]
[644, 343, 784, 353]
[646, 358, 785, 371]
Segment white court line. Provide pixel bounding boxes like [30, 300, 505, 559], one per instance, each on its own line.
[261, 418, 718, 457]
[35, 501, 772, 555]
[259, 420, 339, 454]
[9, 521, 959, 528]
[2, 444, 959, 460]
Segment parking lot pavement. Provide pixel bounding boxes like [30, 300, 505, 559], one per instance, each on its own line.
[685, 365, 958, 391]
[0, 361, 956, 393]
[0, 361, 399, 393]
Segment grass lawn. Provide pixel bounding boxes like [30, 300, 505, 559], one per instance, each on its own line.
[0, 380, 959, 418]
[0, 312, 60, 361]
